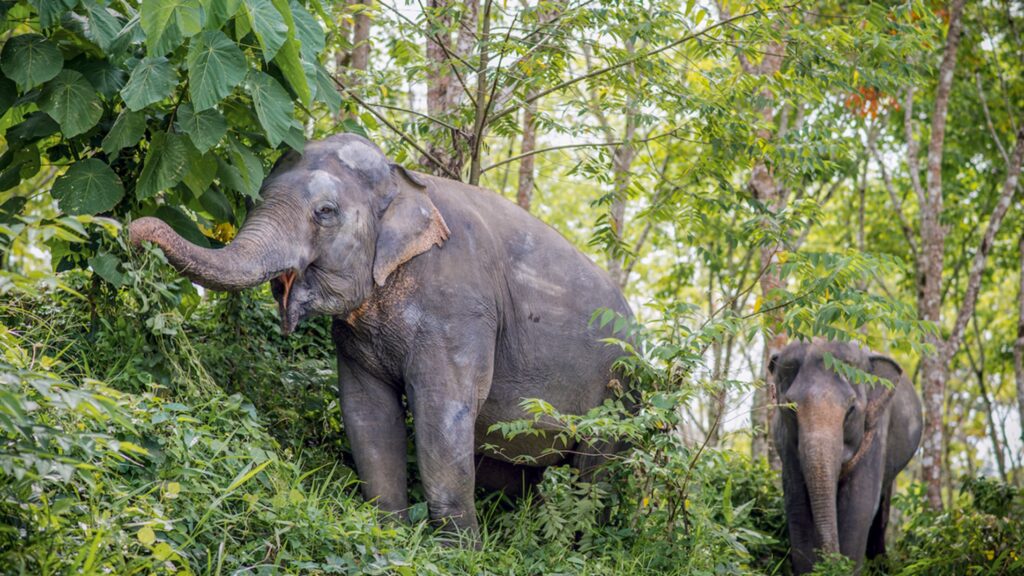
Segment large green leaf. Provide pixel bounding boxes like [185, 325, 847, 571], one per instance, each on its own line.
[137, 132, 192, 200]
[141, 0, 204, 55]
[247, 70, 296, 148]
[175, 103, 227, 152]
[244, 0, 288, 61]
[38, 70, 103, 137]
[28, 0, 76, 28]
[204, 0, 242, 29]
[186, 30, 248, 111]
[6, 112, 60, 144]
[268, 0, 310, 106]
[217, 136, 263, 199]
[67, 57, 127, 98]
[290, 1, 323, 60]
[88, 252, 125, 286]
[50, 158, 125, 215]
[84, 0, 125, 53]
[182, 150, 218, 197]
[0, 77, 16, 118]
[0, 34, 63, 90]
[121, 57, 177, 111]
[102, 110, 148, 155]
[154, 205, 211, 247]
[314, 62, 341, 115]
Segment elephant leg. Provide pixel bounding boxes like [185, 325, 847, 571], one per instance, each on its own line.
[337, 360, 409, 518]
[866, 481, 893, 559]
[781, 467, 818, 575]
[404, 327, 496, 540]
[475, 456, 543, 500]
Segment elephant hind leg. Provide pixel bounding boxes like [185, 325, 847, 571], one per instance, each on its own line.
[866, 483, 893, 559]
[474, 455, 544, 500]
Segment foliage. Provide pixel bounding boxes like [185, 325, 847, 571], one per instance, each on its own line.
[0, 0, 341, 273]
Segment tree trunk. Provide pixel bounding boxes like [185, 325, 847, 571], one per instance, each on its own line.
[516, 97, 538, 211]
[916, 0, 967, 511]
[1016, 232, 1024, 451]
[350, 2, 373, 74]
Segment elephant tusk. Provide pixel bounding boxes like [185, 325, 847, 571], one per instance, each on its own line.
[279, 269, 297, 312]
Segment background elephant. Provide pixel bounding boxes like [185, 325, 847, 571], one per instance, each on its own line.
[770, 340, 922, 574]
[128, 134, 632, 539]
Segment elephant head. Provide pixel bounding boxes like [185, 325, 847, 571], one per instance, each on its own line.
[770, 341, 901, 558]
[129, 134, 450, 334]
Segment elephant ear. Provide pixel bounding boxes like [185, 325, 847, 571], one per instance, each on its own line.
[372, 165, 450, 287]
[864, 354, 901, 428]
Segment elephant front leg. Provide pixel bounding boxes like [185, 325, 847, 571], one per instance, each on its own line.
[405, 333, 495, 542]
[338, 361, 409, 518]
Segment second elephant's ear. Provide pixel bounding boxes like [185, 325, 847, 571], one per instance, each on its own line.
[372, 166, 450, 286]
[865, 353, 901, 427]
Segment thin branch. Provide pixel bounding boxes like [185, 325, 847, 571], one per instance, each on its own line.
[487, 4, 784, 126]
[868, 130, 920, 260]
[481, 129, 685, 173]
[332, 76, 461, 180]
[975, 71, 1010, 166]
[945, 128, 1024, 362]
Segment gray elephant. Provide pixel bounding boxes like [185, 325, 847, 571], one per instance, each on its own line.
[128, 134, 632, 539]
[770, 340, 922, 574]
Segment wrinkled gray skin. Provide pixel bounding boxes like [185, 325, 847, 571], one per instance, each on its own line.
[128, 134, 631, 540]
[770, 341, 922, 574]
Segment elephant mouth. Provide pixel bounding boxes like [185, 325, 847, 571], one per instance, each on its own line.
[274, 268, 304, 335]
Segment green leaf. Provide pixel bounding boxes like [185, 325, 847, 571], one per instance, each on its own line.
[0, 34, 63, 90]
[137, 525, 156, 546]
[154, 205, 210, 247]
[217, 137, 263, 199]
[50, 159, 125, 215]
[28, 0, 76, 28]
[182, 150, 218, 197]
[66, 58, 127, 98]
[0, 76, 16, 118]
[313, 63, 341, 114]
[269, 3, 310, 106]
[84, 0, 125, 53]
[6, 112, 59, 144]
[121, 57, 177, 111]
[102, 110, 148, 155]
[137, 132, 192, 200]
[197, 184, 233, 222]
[244, 0, 288, 61]
[204, 0, 242, 29]
[39, 70, 103, 137]
[175, 103, 227, 152]
[291, 1, 324, 60]
[187, 30, 248, 111]
[141, 0, 204, 56]
[88, 252, 125, 286]
[247, 70, 296, 148]
[0, 146, 41, 191]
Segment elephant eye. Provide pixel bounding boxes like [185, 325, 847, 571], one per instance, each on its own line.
[313, 202, 339, 223]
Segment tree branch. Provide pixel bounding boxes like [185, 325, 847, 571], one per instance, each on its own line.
[945, 128, 1024, 361]
[332, 76, 461, 180]
[487, 5, 778, 126]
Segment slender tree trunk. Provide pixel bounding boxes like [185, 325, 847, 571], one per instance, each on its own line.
[916, 0, 967, 510]
[350, 2, 373, 74]
[747, 44, 786, 467]
[516, 98, 538, 210]
[1016, 232, 1024, 452]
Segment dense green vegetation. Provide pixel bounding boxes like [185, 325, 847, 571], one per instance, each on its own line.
[2, 0, 1023, 574]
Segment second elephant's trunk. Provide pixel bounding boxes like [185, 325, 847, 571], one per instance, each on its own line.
[800, 427, 842, 557]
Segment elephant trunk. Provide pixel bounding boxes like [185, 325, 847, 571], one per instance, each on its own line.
[128, 212, 301, 292]
[799, 425, 842, 557]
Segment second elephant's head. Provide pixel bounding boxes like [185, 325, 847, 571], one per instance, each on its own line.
[129, 134, 450, 334]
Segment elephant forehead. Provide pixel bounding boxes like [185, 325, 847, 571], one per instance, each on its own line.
[308, 169, 343, 193]
[334, 140, 389, 183]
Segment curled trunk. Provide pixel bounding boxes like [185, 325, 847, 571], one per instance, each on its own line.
[128, 216, 297, 292]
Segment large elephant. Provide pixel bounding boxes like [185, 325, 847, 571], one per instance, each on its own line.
[128, 134, 632, 538]
[770, 340, 922, 574]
